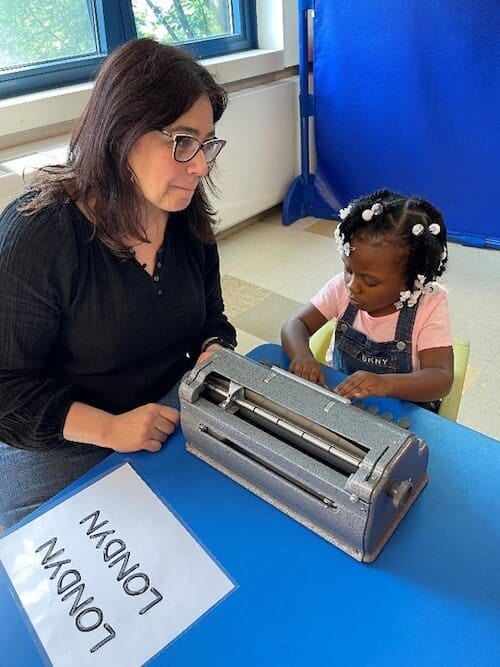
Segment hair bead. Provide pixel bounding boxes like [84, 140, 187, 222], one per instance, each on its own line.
[361, 202, 384, 221]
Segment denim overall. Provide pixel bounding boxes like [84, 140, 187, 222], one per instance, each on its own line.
[332, 303, 440, 412]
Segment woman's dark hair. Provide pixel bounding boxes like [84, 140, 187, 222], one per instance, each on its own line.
[21, 38, 228, 254]
[338, 188, 448, 289]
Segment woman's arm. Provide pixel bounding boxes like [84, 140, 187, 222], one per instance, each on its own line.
[197, 243, 237, 352]
[0, 202, 78, 450]
[281, 302, 328, 384]
[63, 401, 179, 453]
[1, 201, 183, 453]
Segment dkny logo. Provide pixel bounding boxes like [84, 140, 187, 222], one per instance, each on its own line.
[361, 355, 389, 366]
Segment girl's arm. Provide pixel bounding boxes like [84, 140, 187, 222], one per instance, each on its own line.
[334, 346, 454, 402]
[281, 303, 328, 384]
[388, 345, 454, 401]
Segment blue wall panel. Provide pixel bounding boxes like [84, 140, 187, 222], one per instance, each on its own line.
[313, 1, 499, 247]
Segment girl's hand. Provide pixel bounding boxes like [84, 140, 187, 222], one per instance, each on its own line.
[334, 371, 391, 400]
[105, 404, 180, 453]
[289, 355, 326, 386]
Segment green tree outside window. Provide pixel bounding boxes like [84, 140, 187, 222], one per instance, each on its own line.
[0, 0, 230, 71]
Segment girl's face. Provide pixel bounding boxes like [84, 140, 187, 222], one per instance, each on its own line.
[127, 94, 214, 223]
[342, 237, 407, 316]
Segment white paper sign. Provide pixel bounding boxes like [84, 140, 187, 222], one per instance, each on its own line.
[0, 463, 235, 666]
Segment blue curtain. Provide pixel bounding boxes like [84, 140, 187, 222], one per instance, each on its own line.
[313, 1, 499, 246]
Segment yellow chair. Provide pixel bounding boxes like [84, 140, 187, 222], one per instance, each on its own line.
[309, 319, 470, 422]
[438, 338, 470, 421]
[309, 318, 336, 367]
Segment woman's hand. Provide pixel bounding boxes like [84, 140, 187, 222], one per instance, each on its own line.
[289, 355, 327, 386]
[334, 371, 391, 400]
[104, 403, 180, 453]
[195, 343, 224, 366]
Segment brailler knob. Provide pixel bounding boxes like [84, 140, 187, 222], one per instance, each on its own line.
[388, 480, 413, 509]
[398, 417, 411, 429]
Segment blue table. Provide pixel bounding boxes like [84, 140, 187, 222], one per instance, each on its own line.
[1, 344, 499, 666]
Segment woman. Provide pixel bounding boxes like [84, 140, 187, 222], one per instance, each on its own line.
[0, 38, 236, 530]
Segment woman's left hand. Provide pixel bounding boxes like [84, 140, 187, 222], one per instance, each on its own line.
[195, 343, 224, 366]
[333, 371, 391, 400]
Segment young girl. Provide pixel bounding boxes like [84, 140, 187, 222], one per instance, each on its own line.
[281, 189, 454, 410]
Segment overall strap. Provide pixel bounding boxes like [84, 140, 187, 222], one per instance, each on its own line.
[394, 301, 419, 343]
[339, 303, 358, 326]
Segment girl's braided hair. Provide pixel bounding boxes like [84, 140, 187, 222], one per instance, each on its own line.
[338, 188, 448, 290]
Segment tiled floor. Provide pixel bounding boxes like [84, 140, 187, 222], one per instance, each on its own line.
[218, 208, 500, 441]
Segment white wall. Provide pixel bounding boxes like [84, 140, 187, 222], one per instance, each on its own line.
[214, 78, 300, 231]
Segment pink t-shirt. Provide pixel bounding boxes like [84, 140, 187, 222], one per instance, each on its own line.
[311, 273, 452, 370]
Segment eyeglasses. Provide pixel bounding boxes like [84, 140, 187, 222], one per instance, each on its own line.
[160, 131, 227, 163]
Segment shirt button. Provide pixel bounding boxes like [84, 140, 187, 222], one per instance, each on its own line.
[157, 289, 163, 296]
[156, 262, 162, 268]
[396, 341, 406, 351]
[153, 275, 160, 281]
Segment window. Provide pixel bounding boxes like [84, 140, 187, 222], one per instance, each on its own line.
[0, 1, 257, 99]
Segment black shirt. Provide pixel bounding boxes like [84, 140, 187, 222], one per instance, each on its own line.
[0, 195, 236, 450]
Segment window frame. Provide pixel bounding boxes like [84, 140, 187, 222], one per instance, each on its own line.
[0, 0, 257, 100]
[171, 0, 257, 60]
